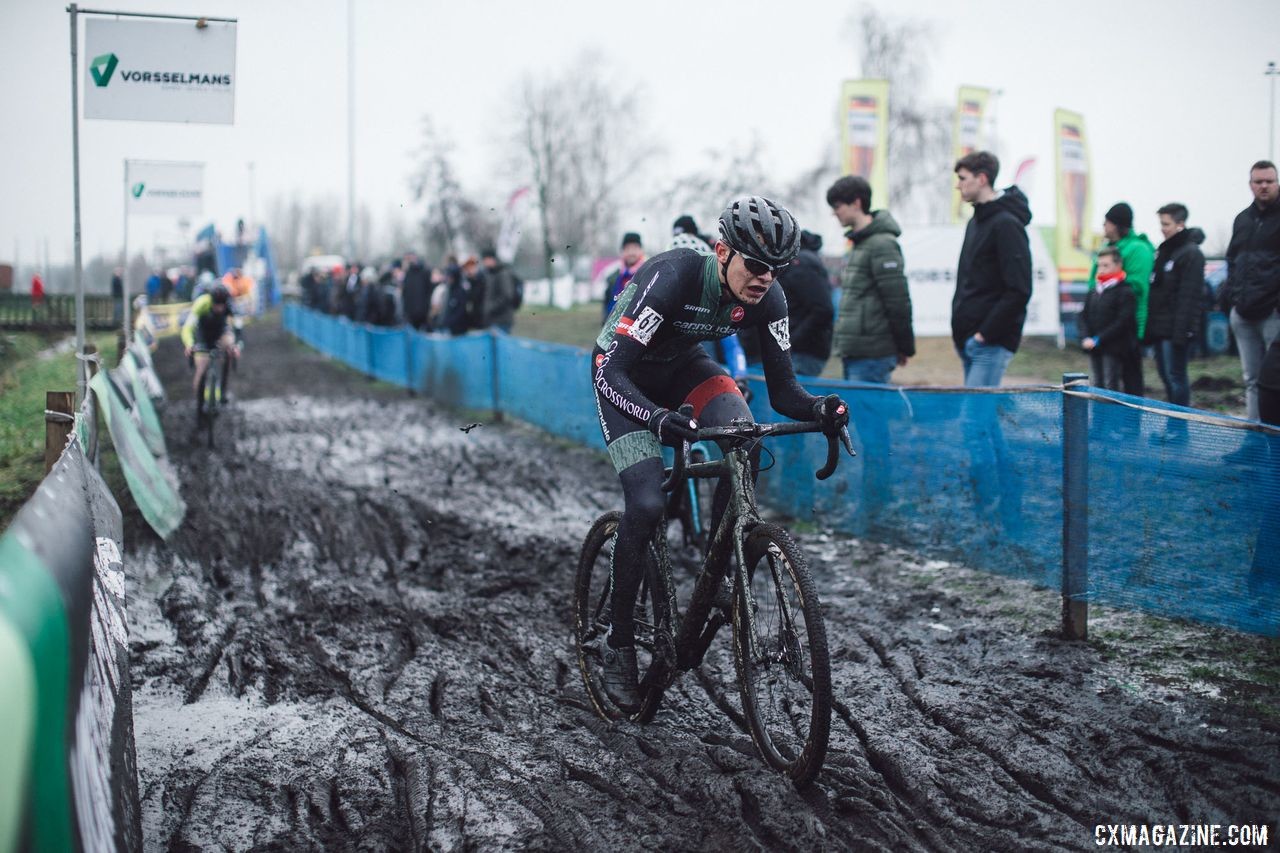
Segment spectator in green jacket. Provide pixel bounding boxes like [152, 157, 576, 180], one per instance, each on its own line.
[826, 175, 915, 384]
[1089, 202, 1154, 397]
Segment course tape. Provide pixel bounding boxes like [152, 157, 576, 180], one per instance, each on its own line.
[0, 436, 143, 852]
[283, 304, 1280, 637]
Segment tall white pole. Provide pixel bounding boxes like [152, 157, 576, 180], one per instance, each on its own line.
[122, 159, 131, 343]
[1268, 62, 1278, 162]
[69, 3, 86, 403]
[346, 0, 356, 262]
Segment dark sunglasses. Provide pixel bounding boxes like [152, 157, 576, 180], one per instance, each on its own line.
[736, 251, 789, 277]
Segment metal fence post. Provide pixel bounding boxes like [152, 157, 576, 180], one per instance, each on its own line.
[489, 330, 504, 422]
[1062, 372, 1089, 640]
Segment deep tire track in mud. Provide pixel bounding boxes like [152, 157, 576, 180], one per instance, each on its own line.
[128, 317, 1279, 851]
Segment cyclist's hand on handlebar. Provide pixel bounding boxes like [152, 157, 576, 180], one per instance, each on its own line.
[648, 407, 699, 446]
[812, 394, 850, 436]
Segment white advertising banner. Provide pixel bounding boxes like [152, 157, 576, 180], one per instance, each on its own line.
[898, 225, 1061, 338]
[84, 18, 236, 124]
[126, 161, 204, 215]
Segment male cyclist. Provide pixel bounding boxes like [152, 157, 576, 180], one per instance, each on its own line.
[181, 283, 241, 414]
[592, 195, 849, 711]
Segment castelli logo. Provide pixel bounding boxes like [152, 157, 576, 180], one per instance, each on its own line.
[595, 353, 605, 367]
[730, 305, 745, 322]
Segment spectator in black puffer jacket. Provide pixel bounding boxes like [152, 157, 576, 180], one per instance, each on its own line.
[777, 230, 834, 376]
[1145, 203, 1205, 409]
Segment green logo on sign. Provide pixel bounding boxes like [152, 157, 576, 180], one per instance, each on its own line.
[90, 53, 119, 87]
[131, 183, 145, 198]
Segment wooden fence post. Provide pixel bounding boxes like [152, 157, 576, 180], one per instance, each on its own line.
[44, 391, 75, 475]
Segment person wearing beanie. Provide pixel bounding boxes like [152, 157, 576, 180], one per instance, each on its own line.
[1088, 200, 1155, 397]
[602, 232, 646, 319]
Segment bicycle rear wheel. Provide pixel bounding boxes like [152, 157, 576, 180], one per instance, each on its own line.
[195, 367, 216, 449]
[732, 523, 832, 787]
[574, 511, 669, 723]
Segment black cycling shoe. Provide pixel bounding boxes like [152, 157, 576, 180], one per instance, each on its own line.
[601, 642, 641, 714]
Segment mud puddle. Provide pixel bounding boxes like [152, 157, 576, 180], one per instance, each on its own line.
[128, 319, 1279, 851]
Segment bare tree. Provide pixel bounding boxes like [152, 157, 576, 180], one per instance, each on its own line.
[409, 117, 474, 260]
[265, 191, 305, 273]
[847, 6, 952, 224]
[302, 195, 342, 259]
[509, 52, 657, 280]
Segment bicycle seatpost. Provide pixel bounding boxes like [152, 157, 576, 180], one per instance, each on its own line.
[660, 403, 696, 493]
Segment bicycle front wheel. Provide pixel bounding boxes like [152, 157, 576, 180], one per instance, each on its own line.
[574, 511, 669, 723]
[732, 523, 832, 787]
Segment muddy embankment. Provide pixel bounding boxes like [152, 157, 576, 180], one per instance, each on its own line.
[127, 317, 1279, 851]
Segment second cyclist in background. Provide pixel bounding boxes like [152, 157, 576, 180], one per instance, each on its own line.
[182, 283, 242, 415]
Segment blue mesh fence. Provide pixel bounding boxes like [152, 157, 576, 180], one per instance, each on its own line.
[283, 304, 1280, 636]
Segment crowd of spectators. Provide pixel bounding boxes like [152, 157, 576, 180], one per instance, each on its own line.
[299, 249, 522, 336]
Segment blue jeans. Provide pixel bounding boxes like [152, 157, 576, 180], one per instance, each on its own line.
[957, 336, 1014, 387]
[1152, 339, 1190, 407]
[791, 352, 828, 377]
[843, 355, 897, 384]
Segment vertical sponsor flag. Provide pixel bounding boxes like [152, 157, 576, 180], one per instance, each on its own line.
[125, 161, 204, 216]
[84, 18, 236, 124]
[1054, 109, 1093, 282]
[950, 86, 990, 223]
[839, 80, 890, 208]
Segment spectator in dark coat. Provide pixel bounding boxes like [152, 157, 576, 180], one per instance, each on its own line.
[479, 248, 521, 332]
[442, 260, 472, 336]
[777, 230, 834, 376]
[952, 151, 1033, 387]
[1145, 203, 1205, 409]
[1079, 248, 1137, 392]
[401, 252, 434, 331]
[1223, 160, 1280, 422]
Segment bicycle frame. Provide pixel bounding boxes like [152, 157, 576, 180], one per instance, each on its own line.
[656, 417, 850, 677]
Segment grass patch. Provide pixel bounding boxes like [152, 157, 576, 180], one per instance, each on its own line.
[0, 331, 119, 528]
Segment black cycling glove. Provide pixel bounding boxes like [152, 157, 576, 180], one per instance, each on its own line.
[811, 394, 850, 436]
[648, 407, 699, 446]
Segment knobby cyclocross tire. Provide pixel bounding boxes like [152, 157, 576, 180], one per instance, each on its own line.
[574, 511, 669, 723]
[732, 523, 832, 787]
[196, 365, 216, 449]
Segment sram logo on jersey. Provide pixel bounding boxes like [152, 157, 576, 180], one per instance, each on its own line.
[768, 317, 791, 350]
[617, 306, 663, 345]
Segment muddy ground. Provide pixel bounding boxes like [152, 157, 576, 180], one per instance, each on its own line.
[126, 316, 1279, 852]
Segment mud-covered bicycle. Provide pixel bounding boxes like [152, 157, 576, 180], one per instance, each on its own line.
[574, 412, 853, 786]
[194, 345, 229, 449]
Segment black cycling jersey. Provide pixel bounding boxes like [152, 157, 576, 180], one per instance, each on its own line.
[592, 248, 815, 438]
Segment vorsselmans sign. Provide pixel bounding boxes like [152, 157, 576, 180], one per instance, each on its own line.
[84, 18, 236, 124]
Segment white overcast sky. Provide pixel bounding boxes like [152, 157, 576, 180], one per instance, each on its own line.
[1, 0, 1277, 270]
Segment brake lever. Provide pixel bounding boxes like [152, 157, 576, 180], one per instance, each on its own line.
[840, 425, 856, 457]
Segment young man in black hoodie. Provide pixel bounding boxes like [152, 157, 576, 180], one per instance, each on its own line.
[1145, 203, 1206, 409]
[951, 151, 1033, 387]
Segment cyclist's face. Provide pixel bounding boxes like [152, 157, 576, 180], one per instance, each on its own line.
[716, 240, 776, 303]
